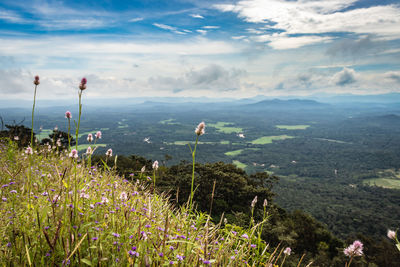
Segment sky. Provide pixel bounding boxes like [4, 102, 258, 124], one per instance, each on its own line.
[0, 0, 400, 100]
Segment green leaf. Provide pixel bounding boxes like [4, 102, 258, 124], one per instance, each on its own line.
[81, 259, 92, 266]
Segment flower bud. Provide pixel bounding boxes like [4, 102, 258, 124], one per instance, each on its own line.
[33, 75, 40, 85]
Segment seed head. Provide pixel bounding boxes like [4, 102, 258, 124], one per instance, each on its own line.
[195, 121, 205, 136]
[87, 133, 93, 142]
[251, 195, 257, 208]
[79, 77, 87, 90]
[105, 148, 113, 158]
[25, 147, 33, 155]
[387, 230, 396, 240]
[33, 75, 40, 85]
[152, 160, 159, 170]
[284, 247, 291, 255]
[69, 149, 78, 159]
[65, 111, 72, 119]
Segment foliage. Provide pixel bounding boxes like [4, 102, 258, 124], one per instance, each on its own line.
[0, 140, 283, 266]
[0, 124, 36, 148]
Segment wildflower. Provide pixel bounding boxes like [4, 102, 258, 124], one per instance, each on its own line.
[387, 230, 396, 240]
[92, 237, 98, 241]
[80, 192, 90, 199]
[25, 147, 33, 155]
[2, 197, 7, 202]
[152, 160, 159, 170]
[65, 111, 72, 119]
[105, 148, 112, 158]
[56, 139, 62, 147]
[263, 199, 268, 207]
[251, 195, 257, 208]
[344, 240, 363, 257]
[14, 136, 19, 141]
[79, 77, 87, 90]
[87, 133, 93, 142]
[54, 126, 58, 131]
[241, 233, 249, 239]
[10, 190, 17, 194]
[195, 121, 206, 136]
[120, 191, 128, 201]
[86, 146, 92, 155]
[101, 197, 109, 204]
[176, 254, 184, 261]
[112, 233, 120, 238]
[95, 131, 102, 139]
[141, 166, 146, 173]
[69, 149, 78, 159]
[251, 244, 257, 248]
[33, 75, 40, 85]
[284, 247, 291, 255]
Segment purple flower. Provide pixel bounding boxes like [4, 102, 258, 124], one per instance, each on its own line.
[92, 237, 98, 241]
[2, 197, 6, 202]
[251, 244, 256, 248]
[112, 233, 120, 238]
[44, 226, 50, 230]
[241, 233, 249, 239]
[159, 252, 164, 257]
[79, 78, 87, 90]
[176, 254, 184, 261]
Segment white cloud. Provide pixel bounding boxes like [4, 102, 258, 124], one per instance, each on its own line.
[190, 14, 204, 19]
[202, 26, 219, 29]
[153, 23, 187, 34]
[332, 68, 357, 86]
[0, 9, 29, 24]
[197, 29, 207, 35]
[129, 17, 143, 22]
[254, 33, 332, 49]
[215, 0, 400, 48]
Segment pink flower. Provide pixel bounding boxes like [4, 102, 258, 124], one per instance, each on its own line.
[25, 147, 33, 155]
[86, 146, 92, 155]
[251, 196, 257, 208]
[65, 111, 72, 119]
[33, 75, 40, 85]
[284, 247, 291, 256]
[95, 131, 102, 139]
[387, 230, 396, 240]
[195, 121, 205, 136]
[87, 133, 93, 142]
[69, 149, 78, 159]
[79, 77, 87, 90]
[105, 148, 112, 158]
[344, 240, 363, 257]
[152, 160, 159, 170]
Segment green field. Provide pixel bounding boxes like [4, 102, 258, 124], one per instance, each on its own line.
[159, 118, 180, 125]
[225, 148, 259, 156]
[36, 129, 53, 140]
[250, 135, 294, 145]
[363, 178, 400, 189]
[208, 122, 243, 134]
[276, 125, 310, 130]
[232, 160, 247, 169]
[77, 143, 107, 152]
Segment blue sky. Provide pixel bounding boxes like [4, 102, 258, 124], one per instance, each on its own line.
[0, 0, 399, 100]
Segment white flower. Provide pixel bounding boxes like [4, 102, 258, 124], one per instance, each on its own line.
[87, 133, 93, 142]
[284, 247, 291, 256]
[387, 230, 396, 240]
[152, 160, 159, 170]
[105, 148, 112, 158]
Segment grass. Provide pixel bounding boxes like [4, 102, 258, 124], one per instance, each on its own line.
[208, 122, 243, 134]
[276, 125, 310, 130]
[363, 178, 400, 189]
[0, 139, 280, 266]
[232, 160, 247, 169]
[250, 135, 294, 145]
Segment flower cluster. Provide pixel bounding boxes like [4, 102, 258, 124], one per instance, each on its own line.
[344, 240, 363, 257]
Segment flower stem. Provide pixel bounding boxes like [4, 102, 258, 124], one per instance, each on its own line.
[189, 136, 199, 210]
[30, 84, 37, 146]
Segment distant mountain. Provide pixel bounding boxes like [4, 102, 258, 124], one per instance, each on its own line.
[244, 99, 328, 110]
